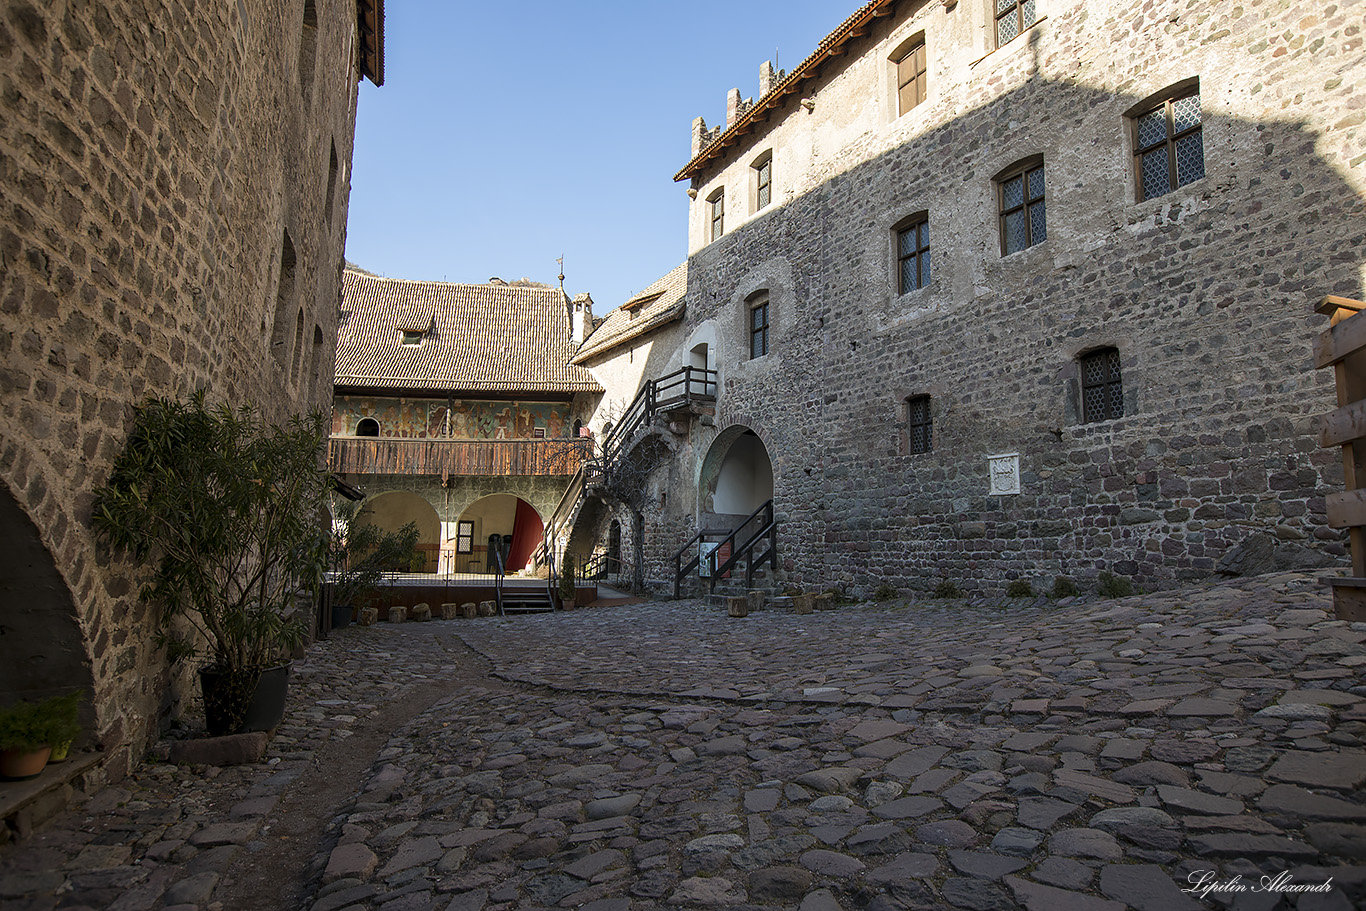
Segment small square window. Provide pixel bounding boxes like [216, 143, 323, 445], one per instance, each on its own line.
[754, 156, 772, 211]
[906, 395, 932, 454]
[1131, 86, 1204, 202]
[996, 0, 1037, 48]
[896, 41, 927, 116]
[750, 296, 769, 359]
[1080, 348, 1124, 423]
[401, 330, 423, 346]
[708, 190, 725, 241]
[997, 160, 1045, 255]
[455, 520, 474, 554]
[896, 217, 930, 293]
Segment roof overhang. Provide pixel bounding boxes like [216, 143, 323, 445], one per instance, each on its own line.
[673, 0, 895, 182]
[357, 0, 385, 86]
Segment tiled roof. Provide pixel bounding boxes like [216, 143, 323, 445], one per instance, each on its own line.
[336, 271, 603, 394]
[675, 0, 894, 181]
[572, 263, 687, 364]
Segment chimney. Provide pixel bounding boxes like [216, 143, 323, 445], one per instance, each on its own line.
[570, 292, 593, 345]
[725, 87, 741, 126]
[691, 116, 708, 158]
[759, 60, 776, 97]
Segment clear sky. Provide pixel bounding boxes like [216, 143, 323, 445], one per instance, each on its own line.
[343, 1, 863, 313]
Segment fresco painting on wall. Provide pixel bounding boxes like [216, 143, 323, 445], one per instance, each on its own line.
[335, 397, 574, 440]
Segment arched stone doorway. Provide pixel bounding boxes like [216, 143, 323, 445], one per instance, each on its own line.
[453, 494, 544, 573]
[356, 491, 441, 573]
[0, 481, 96, 714]
[699, 425, 774, 526]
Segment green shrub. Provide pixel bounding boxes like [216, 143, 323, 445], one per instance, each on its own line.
[933, 580, 963, 599]
[873, 583, 897, 601]
[0, 693, 82, 751]
[1096, 571, 1134, 598]
[1006, 579, 1035, 598]
[1051, 576, 1080, 598]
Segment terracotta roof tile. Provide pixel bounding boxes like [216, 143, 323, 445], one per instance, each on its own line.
[337, 270, 602, 394]
[572, 263, 687, 364]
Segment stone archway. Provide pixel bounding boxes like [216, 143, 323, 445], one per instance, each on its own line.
[699, 425, 774, 525]
[0, 480, 96, 728]
[454, 494, 545, 573]
[356, 491, 442, 573]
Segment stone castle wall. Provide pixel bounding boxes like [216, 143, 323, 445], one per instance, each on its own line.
[0, 0, 367, 777]
[643, 0, 1364, 597]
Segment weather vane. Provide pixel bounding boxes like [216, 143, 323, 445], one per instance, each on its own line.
[557, 255, 565, 293]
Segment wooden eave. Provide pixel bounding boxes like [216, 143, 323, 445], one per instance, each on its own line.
[357, 0, 385, 86]
[673, 0, 896, 182]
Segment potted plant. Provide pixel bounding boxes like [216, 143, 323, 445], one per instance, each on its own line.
[329, 498, 423, 628]
[41, 692, 82, 762]
[0, 693, 81, 778]
[559, 552, 577, 610]
[93, 392, 331, 737]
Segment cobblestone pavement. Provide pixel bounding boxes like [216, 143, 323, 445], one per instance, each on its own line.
[3, 570, 1366, 910]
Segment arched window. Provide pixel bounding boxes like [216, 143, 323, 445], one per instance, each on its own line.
[270, 230, 297, 366]
[298, 0, 318, 100]
[356, 418, 380, 437]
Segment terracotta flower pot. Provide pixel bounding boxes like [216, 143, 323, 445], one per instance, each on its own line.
[0, 746, 52, 780]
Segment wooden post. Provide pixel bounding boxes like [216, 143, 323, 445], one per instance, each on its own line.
[1313, 295, 1366, 621]
[726, 596, 749, 617]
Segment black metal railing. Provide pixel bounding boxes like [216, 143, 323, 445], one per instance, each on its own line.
[673, 499, 777, 599]
[491, 546, 506, 616]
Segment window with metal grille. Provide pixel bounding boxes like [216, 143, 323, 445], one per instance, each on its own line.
[906, 395, 932, 454]
[995, 0, 1037, 48]
[1080, 348, 1124, 423]
[456, 520, 474, 554]
[754, 156, 772, 211]
[997, 160, 1046, 255]
[896, 40, 927, 116]
[1132, 87, 1204, 201]
[896, 216, 930, 293]
[750, 295, 769, 359]
[708, 190, 725, 241]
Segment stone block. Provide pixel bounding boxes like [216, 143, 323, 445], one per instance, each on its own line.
[410, 603, 431, 621]
[793, 593, 814, 614]
[726, 596, 749, 617]
[388, 606, 407, 623]
[478, 600, 497, 617]
[168, 732, 269, 767]
[461, 602, 478, 619]
[357, 607, 378, 626]
[747, 590, 767, 612]
[814, 592, 835, 610]
[440, 603, 460, 620]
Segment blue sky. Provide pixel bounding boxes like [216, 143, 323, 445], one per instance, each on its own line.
[344, 1, 862, 312]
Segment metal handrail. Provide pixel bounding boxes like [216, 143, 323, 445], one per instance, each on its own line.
[673, 499, 777, 598]
[492, 547, 505, 616]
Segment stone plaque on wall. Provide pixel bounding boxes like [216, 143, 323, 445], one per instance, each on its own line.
[988, 453, 1020, 496]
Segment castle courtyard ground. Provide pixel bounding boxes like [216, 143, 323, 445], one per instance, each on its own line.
[2, 572, 1365, 911]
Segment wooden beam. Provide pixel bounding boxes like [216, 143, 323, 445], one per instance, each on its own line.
[827, 46, 847, 57]
[1313, 312, 1366, 369]
[1315, 294, 1366, 317]
[1326, 488, 1366, 529]
[1321, 400, 1366, 447]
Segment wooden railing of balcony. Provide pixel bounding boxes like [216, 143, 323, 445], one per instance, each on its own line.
[327, 437, 590, 477]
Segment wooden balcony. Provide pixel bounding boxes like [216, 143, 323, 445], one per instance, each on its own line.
[328, 437, 591, 477]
